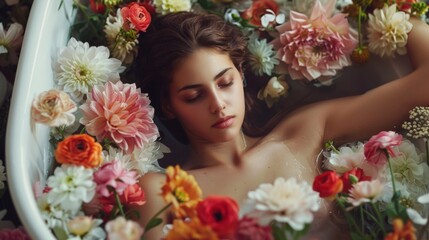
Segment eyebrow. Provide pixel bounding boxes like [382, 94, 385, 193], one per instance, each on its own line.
[177, 67, 233, 93]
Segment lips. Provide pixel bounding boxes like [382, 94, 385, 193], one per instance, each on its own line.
[212, 116, 234, 129]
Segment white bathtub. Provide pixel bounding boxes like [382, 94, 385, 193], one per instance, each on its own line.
[5, 0, 416, 239]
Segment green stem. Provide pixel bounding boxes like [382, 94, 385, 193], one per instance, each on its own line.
[336, 196, 366, 238]
[114, 190, 126, 217]
[144, 202, 172, 230]
[357, 5, 362, 48]
[386, 150, 399, 213]
[359, 206, 364, 234]
[425, 138, 429, 166]
[370, 202, 387, 235]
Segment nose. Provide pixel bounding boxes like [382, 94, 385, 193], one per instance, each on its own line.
[209, 90, 226, 114]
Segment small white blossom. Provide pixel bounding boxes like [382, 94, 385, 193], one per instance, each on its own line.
[54, 38, 125, 101]
[224, 8, 242, 27]
[242, 177, 320, 231]
[154, 0, 192, 15]
[67, 216, 106, 240]
[37, 194, 74, 229]
[46, 165, 96, 213]
[105, 217, 143, 240]
[260, 9, 285, 28]
[257, 76, 289, 108]
[248, 36, 279, 77]
[367, 4, 413, 58]
[347, 180, 385, 207]
[0, 22, 23, 66]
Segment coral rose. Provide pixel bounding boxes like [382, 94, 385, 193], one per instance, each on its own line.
[99, 183, 146, 214]
[55, 134, 103, 168]
[364, 131, 402, 166]
[196, 196, 239, 238]
[241, 0, 280, 27]
[312, 170, 343, 200]
[121, 2, 152, 32]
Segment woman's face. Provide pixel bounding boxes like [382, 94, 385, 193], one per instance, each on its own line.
[167, 48, 245, 144]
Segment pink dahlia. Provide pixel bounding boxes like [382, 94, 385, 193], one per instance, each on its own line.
[80, 81, 159, 154]
[273, 0, 357, 82]
[93, 160, 138, 197]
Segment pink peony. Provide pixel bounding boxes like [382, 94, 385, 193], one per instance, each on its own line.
[364, 131, 402, 166]
[235, 216, 273, 240]
[0, 227, 30, 240]
[273, 0, 357, 82]
[80, 81, 159, 154]
[93, 160, 138, 197]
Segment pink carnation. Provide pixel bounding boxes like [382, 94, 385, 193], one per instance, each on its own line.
[80, 81, 159, 154]
[273, 0, 357, 82]
[235, 216, 273, 240]
[93, 160, 138, 197]
[364, 131, 402, 166]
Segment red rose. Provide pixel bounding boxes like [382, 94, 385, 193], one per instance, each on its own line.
[340, 168, 371, 194]
[241, 0, 279, 27]
[364, 131, 402, 166]
[196, 195, 239, 238]
[120, 2, 152, 32]
[89, 0, 106, 14]
[312, 171, 343, 200]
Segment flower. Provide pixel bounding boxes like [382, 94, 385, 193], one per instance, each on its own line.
[257, 76, 289, 108]
[340, 168, 371, 194]
[54, 134, 103, 168]
[46, 164, 96, 213]
[312, 170, 343, 200]
[241, 0, 280, 27]
[153, 0, 192, 15]
[31, 89, 77, 127]
[129, 141, 170, 175]
[80, 81, 159, 154]
[104, 10, 139, 65]
[93, 160, 138, 197]
[247, 36, 279, 76]
[66, 216, 106, 239]
[384, 218, 417, 240]
[367, 4, 413, 58]
[235, 216, 273, 240]
[224, 8, 243, 27]
[54, 37, 125, 100]
[37, 193, 74, 229]
[165, 218, 218, 240]
[244, 177, 320, 230]
[105, 216, 144, 240]
[161, 165, 202, 218]
[273, 0, 357, 81]
[347, 179, 385, 207]
[0, 227, 30, 240]
[364, 131, 403, 166]
[196, 196, 239, 238]
[0, 22, 23, 66]
[402, 106, 429, 139]
[89, 0, 106, 14]
[99, 183, 146, 214]
[121, 2, 152, 32]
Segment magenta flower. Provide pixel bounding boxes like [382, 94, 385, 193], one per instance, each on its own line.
[80, 81, 159, 154]
[273, 0, 357, 82]
[364, 131, 403, 166]
[93, 160, 138, 197]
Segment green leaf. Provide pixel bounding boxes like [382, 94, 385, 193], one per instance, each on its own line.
[52, 227, 68, 240]
[271, 222, 286, 240]
[144, 218, 163, 232]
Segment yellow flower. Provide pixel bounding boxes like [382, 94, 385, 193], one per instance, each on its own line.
[161, 165, 202, 218]
[384, 218, 417, 240]
[153, 0, 191, 15]
[165, 218, 218, 240]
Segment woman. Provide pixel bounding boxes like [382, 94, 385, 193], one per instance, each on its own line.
[136, 11, 429, 239]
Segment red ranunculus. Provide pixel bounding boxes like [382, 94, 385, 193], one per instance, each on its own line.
[98, 183, 146, 215]
[120, 2, 152, 32]
[241, 0, 279, 27]
[89, 0, 106, 14]
[312, 171, 343, 200]
[340, 168, 371, 194]
[364, 131, 402, 166]
[196, 195, 239, 238]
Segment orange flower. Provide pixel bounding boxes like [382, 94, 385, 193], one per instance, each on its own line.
[165, 218, 218, 240]
[161, 165, 202, 218]
[312, 171, 343, 201]
[384, 218, 417, 240]
[55, 134, 103, 168]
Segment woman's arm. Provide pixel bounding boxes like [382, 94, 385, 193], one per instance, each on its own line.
[320, 17, 429, 143]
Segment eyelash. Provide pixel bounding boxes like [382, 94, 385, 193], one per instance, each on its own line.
[183, 80, 234, 103]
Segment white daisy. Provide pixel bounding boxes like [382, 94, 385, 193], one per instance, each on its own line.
[46, 164, 96, 213]
[154, 0, 192, 15]
[104, 10, 139, 65]
[247, 36, 279, 76]
[367, 4, 413, 58]
[54, 37, 125, 101]
[242, 177, 320, 231]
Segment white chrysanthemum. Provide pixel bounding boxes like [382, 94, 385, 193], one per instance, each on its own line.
[347, 180, 385, 207]
[104, 10, 139, 65]
[243, 177, 320, 231]
[54, 37, 125, 101]
[367, 4, 413, 58]
[37, 193, 74, 229]
[248, 36, 279, 76]
[154, 0, 191, 15]
[47, 164, 96, 213]
[0, 160, 6, 190]
[67, 216, 106, 240]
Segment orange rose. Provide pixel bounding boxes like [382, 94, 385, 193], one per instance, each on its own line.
[312, 171, 343, 200]
[166, 218, 218, 240]
[121, 2, 152, 32]
[55, 134, 103, 168]
[385, 218, 417, 240]
[241, 0, 279, 27]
